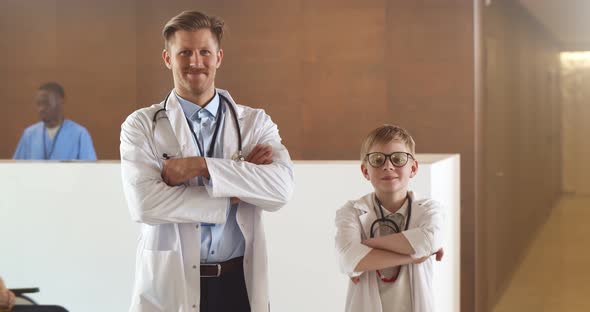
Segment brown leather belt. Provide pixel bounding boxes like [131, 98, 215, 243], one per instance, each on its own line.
[200, 256, 244, 278]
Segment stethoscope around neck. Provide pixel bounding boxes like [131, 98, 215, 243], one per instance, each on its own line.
[369, 193, 413, 283]
[152, 90, 245, 161]
[370, 193, 412, 238]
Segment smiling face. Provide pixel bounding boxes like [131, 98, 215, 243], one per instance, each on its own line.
[162, 28, 223, 104]
[361, 139, 418, 197]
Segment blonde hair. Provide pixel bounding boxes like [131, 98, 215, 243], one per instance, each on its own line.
[162, 11, 225, 50]
[360, 124, 416, 162]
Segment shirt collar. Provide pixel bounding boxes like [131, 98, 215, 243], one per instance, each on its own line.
[175, 90, 220, 121]
[380, 197, 409, 217]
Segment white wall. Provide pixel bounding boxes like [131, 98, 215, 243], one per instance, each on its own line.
[0, 155, 460, 311]
[561, 52, 590, 195]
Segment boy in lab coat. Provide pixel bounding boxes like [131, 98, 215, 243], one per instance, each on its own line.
[335, 124, 444, 312]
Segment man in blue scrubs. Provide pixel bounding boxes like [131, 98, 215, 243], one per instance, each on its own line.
[13, 82, 97, 160]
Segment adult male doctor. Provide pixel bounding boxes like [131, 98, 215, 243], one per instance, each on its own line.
[120, 11, 294, 312]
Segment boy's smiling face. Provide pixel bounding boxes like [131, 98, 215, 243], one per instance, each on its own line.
[361, 139, 418, 196]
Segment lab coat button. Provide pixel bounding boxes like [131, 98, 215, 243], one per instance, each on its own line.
[195, 225, 199, 229]
[193, 265, 197, 269]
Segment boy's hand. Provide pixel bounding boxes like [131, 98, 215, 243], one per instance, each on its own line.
[413, 248, 444, 265]
[351, 248, 444, 285]
[412, 255, 430, 264]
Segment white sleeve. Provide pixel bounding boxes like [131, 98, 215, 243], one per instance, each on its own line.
[335, 204, 373, 276]
[120, 114, 229, 225]
[402, 200, 445, 258]
[205, 112, 294, 211]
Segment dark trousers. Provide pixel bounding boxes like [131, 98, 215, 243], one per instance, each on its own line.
[200, 263, 250, 312]
[12, 306, 68, 312]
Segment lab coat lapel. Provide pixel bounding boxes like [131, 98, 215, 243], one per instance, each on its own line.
[164, 91, 199, 157]
[356, 194, 378, 239]
[217, 88, 245, 160]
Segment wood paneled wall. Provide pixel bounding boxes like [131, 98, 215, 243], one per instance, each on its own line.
[1, 1, 476, 310]
[479, 1, 562, 310]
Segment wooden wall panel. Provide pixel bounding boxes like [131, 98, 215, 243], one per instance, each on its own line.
[481, 1, 562, 310]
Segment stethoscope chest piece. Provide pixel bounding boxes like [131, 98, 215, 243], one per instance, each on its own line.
[232, 151, 245, 162]
[369, 193, 412, 239]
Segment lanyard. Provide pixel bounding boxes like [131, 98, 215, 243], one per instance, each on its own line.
[43, 124, 63, 160]
[185, 97, 224, 158]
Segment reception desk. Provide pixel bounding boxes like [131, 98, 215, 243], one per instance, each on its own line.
[0, 154, 460, 311]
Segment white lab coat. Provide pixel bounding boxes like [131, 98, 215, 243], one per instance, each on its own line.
[120, 88, 294, 312]
[335, 191, 444, 312]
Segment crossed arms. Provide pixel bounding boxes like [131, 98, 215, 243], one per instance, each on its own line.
[120, 113, 294, 225]
[335, 205, 444, 280]
[355, 234, 444, 273]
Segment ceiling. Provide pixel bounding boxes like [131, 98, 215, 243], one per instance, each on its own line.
[518, 0, 590, 50]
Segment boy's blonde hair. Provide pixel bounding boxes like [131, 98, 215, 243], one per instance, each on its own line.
[360, 124, 416, 162]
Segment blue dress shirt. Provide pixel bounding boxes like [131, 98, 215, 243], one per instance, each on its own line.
[175, 90, 245, 263]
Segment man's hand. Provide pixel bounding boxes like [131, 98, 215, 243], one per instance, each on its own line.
[227, 145, 273, 204]
[245, 144, 273, 165]
[160, 145, 273, 186]
[0, 278, 15, 310]
[162, 157, 208, 186]
[230, 197, 241, 205]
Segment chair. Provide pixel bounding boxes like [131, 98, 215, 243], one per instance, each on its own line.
[8, 288, 69, 312]
[10, 288, 39, 305]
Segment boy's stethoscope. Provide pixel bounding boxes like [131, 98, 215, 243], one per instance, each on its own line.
[370, 193, 412, 238]
[370, 193, 412, 283]
[152, 91, 245, 161]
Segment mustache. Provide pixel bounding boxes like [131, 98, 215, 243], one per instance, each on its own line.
[185, 67, 207, 74]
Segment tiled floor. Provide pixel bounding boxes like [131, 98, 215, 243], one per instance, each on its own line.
[493, 195, 590, 312]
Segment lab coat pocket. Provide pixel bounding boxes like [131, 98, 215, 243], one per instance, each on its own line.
[137, 249, 183, 311]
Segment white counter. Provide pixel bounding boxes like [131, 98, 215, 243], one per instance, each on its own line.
[0, 154, 460, 311]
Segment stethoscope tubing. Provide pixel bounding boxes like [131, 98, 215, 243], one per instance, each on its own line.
[153, 90, 244, 160]
[370, 193, 412, 238]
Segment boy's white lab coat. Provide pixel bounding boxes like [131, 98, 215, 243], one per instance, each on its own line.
[120, 88, 294, 312]
[335, 191, 444, 312]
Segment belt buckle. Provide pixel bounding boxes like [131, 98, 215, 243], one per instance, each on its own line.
[201, 263, 221, 278]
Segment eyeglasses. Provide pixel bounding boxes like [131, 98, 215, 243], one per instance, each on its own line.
[365, 152, 414, 168]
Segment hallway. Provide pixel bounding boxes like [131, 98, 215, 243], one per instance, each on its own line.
[494, 195, 590, 311]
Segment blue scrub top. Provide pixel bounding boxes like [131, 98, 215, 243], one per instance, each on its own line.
[13, 119, 97, 160]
